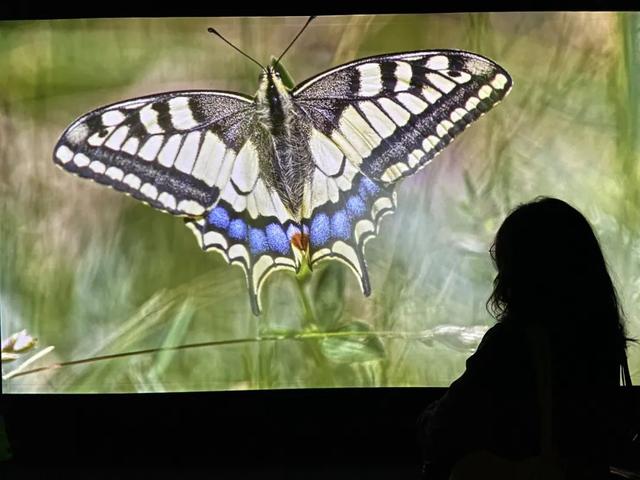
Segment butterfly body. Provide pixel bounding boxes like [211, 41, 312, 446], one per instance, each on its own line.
[254, 66, 313, 220]
[54, 49, 512, 314]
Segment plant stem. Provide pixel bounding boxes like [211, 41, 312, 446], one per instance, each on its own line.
[3, 329, 425, 380]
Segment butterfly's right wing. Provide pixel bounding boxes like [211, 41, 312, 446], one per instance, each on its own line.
[54, 91, 298, 314]
[292, 50, 512, 294]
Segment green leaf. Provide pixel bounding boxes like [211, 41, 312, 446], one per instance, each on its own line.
[319, 321, 385, 364]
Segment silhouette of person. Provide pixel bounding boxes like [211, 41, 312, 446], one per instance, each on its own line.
[418, 197, 634, 480]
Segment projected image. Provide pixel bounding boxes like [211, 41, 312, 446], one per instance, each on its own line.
[1, 13, 639, 392]
[53, 22, 512, 315]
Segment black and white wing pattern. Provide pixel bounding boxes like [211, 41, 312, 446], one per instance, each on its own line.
[292, 50, 512, 295]
[53, 91, 302, 314]
[54, 91, 254, 216]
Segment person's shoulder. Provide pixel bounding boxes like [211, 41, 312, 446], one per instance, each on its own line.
[468, 320, 533, 383]
[477, 320, 523, 349]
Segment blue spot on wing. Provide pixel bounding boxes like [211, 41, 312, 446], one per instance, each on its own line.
[346, 196, 366, 218]
[228, 219, 247, 241]
[265, 223, 290, 254]
[358, 177, 380, 199]
[208, 206, 230, 229]
[308, 177, 389, 248]
[204, 202, 295, 257]
[310, 213, 330, 247]
[331, 211, 351, 239]
[249, 228, 268, 254]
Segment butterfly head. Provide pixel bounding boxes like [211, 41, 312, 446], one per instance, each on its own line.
[254, 66, 294, 130]
[256, 66, 291, 100]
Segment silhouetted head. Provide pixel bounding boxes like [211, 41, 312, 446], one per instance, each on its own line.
[488, 197, 629, 355]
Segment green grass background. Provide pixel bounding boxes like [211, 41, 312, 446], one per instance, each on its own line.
[1, 13, 639, 392]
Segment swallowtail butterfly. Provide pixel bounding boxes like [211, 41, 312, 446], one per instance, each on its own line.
[53, 27, 512, 315]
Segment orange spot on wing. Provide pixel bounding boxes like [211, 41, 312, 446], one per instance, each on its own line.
[291, 232, 309, 252]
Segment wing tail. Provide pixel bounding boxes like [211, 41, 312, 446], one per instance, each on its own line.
[185, 200, 299, 315]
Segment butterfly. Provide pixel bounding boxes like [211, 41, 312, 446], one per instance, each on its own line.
[53, 30, 512, 315]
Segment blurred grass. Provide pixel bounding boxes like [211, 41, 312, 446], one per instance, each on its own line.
[1, 14, 639, 392]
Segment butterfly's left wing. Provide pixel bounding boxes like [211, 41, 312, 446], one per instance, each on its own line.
[53, 91, 300, 314]
[292, 50, 512, 294]
[53, 90, 256, 216]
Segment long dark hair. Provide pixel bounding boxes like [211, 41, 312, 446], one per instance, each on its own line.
[487, 197, 631, 362]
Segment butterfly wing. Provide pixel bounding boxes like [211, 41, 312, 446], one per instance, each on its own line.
[54, 91, 298, 314]
[292, 50, 512, 293]
[54, 90, 257, 215]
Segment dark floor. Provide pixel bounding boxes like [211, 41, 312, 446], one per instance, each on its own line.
[0, 389, 434, 479]
[2, 388, 639, 480]
[2, 465, 421, 479]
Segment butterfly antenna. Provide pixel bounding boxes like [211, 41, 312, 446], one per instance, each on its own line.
[207, 27, 265, 70]
[275, 16, 316, 65]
